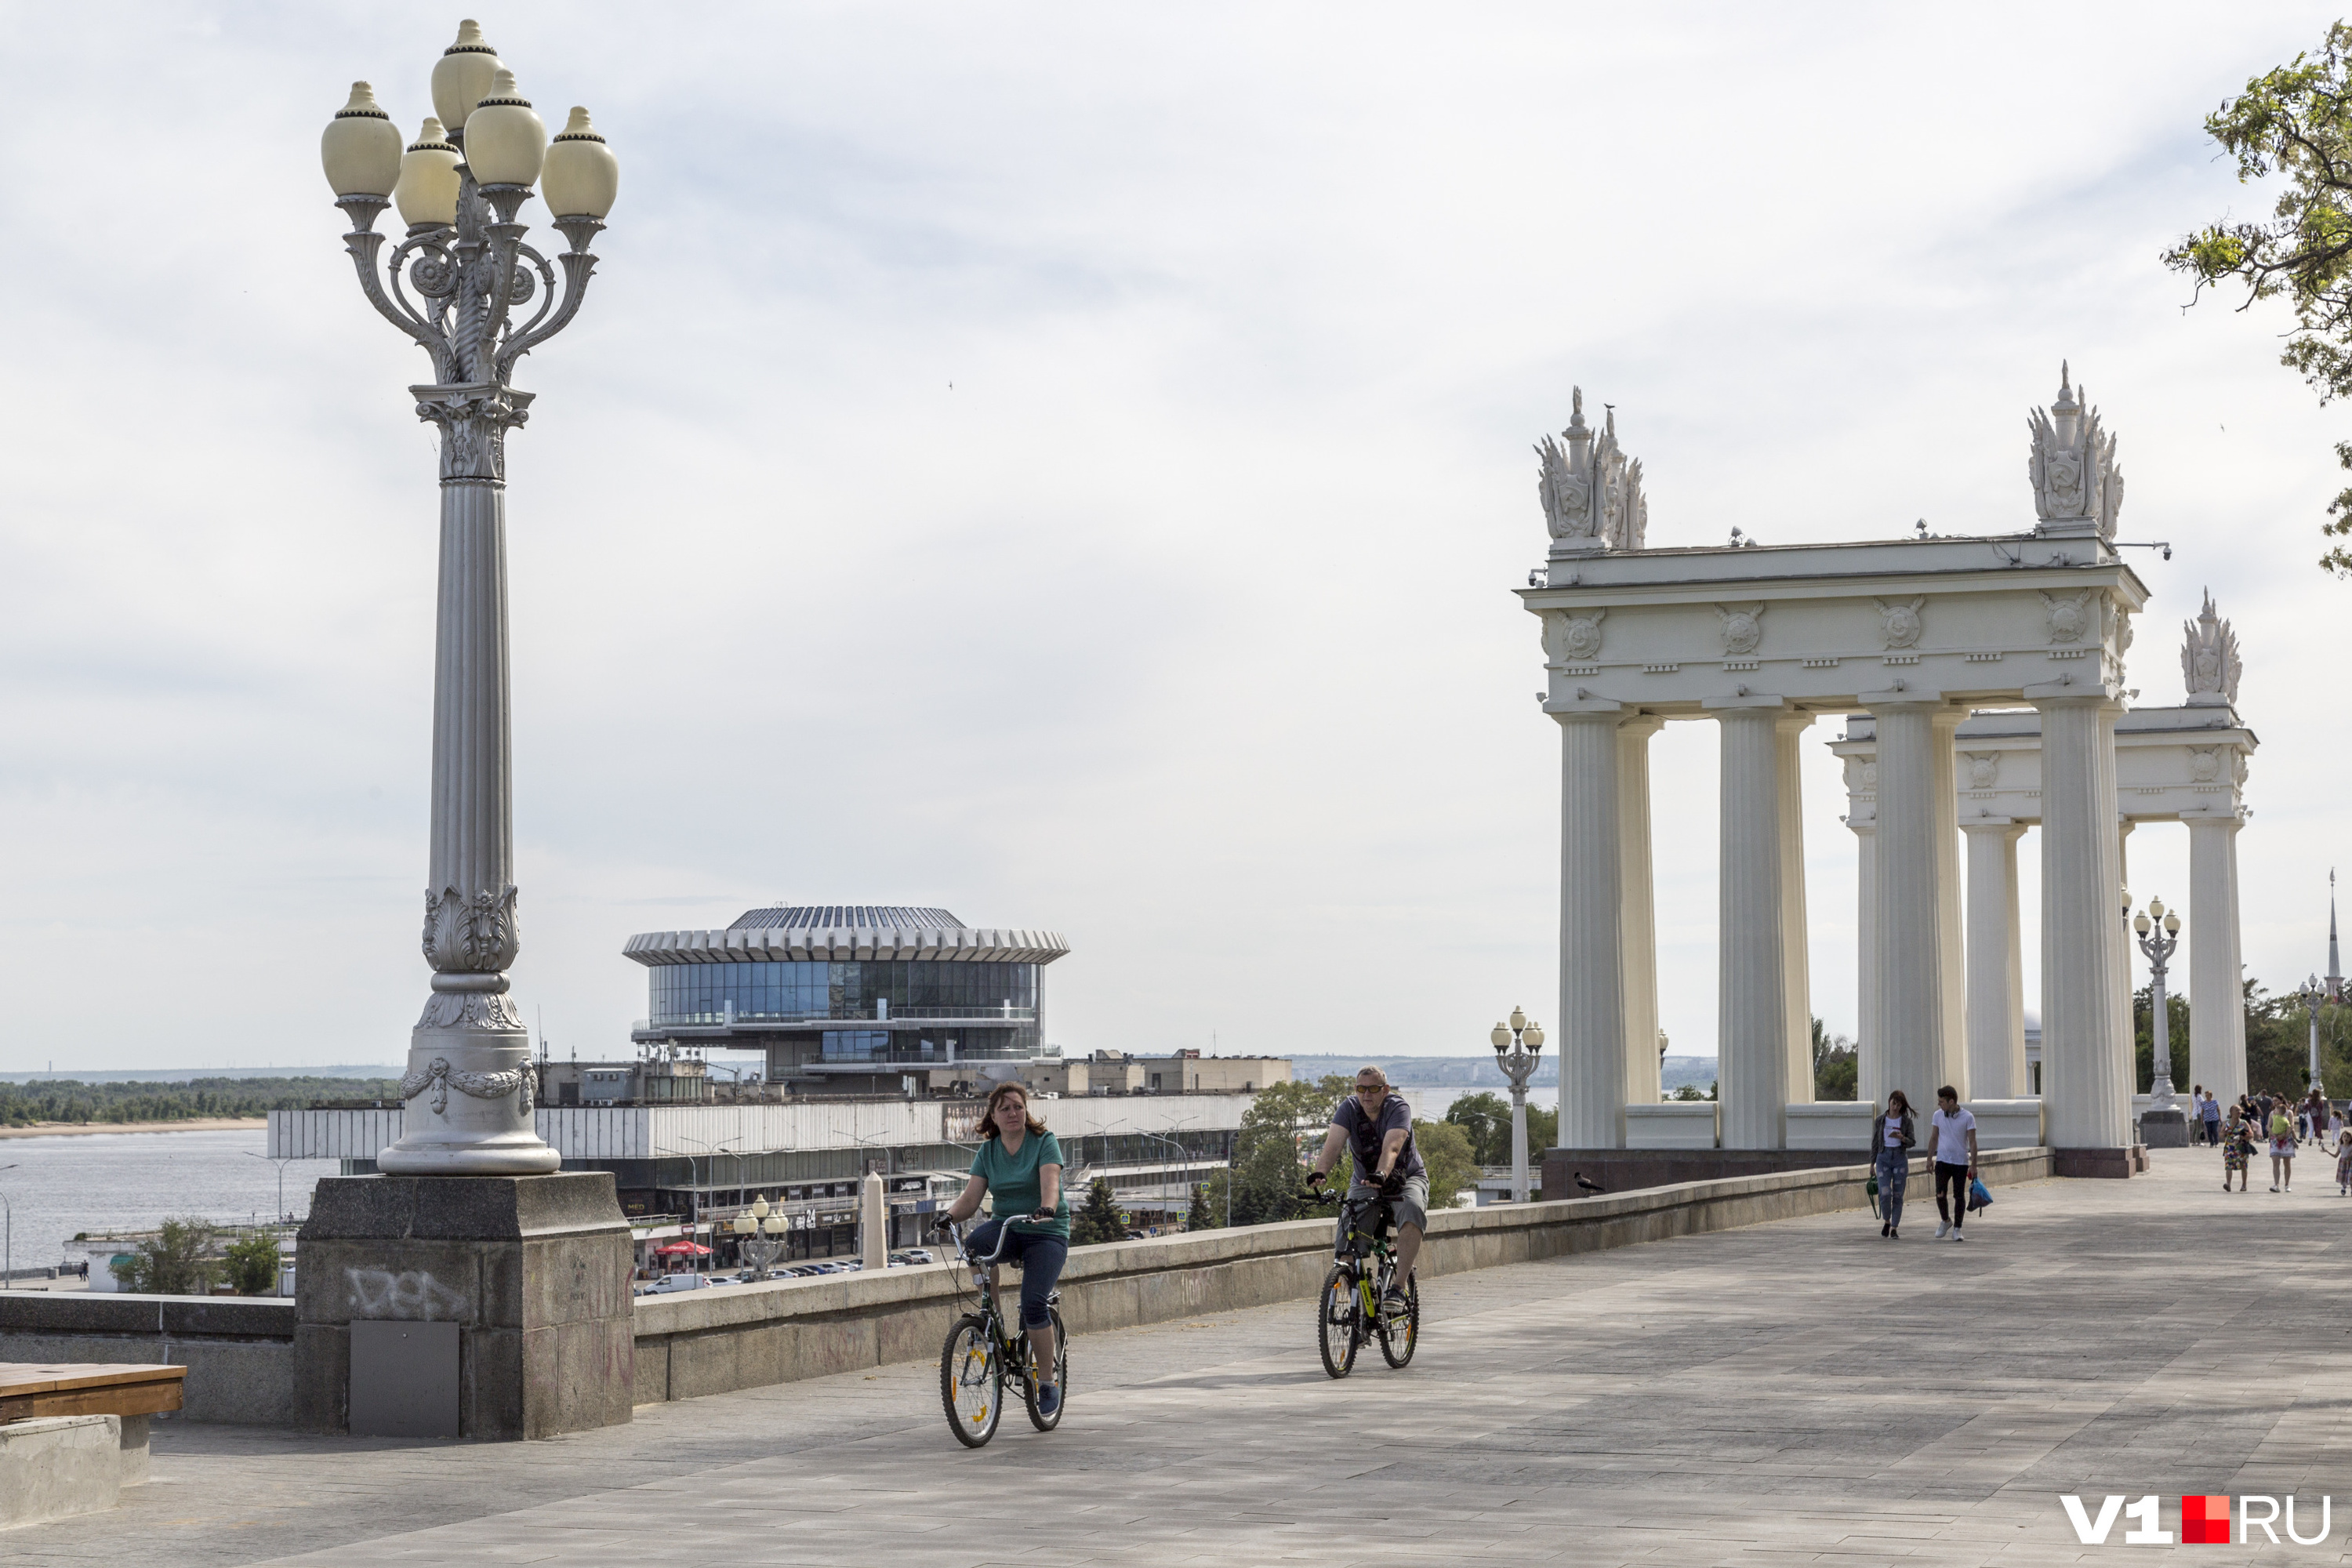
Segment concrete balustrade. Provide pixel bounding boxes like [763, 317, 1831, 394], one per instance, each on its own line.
[0, 1149, 2051, 1422]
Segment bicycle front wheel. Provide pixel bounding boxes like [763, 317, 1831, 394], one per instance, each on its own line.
[940, 1314, 1003, 1448]
[1025, 1305, 1069, 1431]
[1317, 1263, 1360, 1379]
[1377, 1272, 1419, 1368]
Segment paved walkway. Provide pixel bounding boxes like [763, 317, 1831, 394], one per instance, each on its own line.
[4, 1148, 2348, 1566]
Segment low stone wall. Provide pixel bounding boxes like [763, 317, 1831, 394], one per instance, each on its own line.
[0, 1149, 2053, 1422]
[0, 1296, 294, 1427]
[633, 1147, 2052, 1404]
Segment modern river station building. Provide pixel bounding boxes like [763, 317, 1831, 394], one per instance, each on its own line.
[622, 905, 1069, 1096]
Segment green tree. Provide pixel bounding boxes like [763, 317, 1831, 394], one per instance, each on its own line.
[1444, 1091, 1511, 1163]
[1812, 1016, 1858, 1101]
[223, 1232, 281, 1296]
[2132, 983, 2193, 1094]
[111, 1218, 217, 1296]
[2165, 22, 2352, 573]
[1203, 1075, 1353, 1226]
[1185, 1183, 1213, 1231]
[1071, 1177, 1123, 1245]
[1412, 1117, 1478, 1210]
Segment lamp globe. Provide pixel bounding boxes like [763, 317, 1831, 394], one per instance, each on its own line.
[321, 82, 402, 197]
[393, 118, 462, 228]
[543, 107, 619, 219]
[464, 70, 548, 188]
[430, 20, 503, 132]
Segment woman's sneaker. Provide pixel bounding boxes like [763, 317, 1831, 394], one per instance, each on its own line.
[1036, 1385, 1060, 1417]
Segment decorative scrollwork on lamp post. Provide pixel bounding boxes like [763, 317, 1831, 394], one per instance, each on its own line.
[2132, 899, 2181, 1111]
[319, 22, 619, 1175]
[1490, 1008, 1546, 1203]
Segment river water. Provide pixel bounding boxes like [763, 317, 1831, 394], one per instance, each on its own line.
[0, 1127, 337, 1276]
[0, 1093, 1571, 1276]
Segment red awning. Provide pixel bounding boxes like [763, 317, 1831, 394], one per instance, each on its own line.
[652, 1240, 712, 1257]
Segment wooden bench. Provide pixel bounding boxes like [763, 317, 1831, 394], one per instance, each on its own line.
[0, 1363, 184, 1425]
[0, 1363, 183, 1496]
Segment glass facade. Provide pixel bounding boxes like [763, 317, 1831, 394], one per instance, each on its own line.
[648, 960, 1039, 1028]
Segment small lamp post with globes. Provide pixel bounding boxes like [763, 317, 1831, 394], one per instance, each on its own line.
[2132, 897, 2181, 1110]
[318, 20, 618, 1175]
[2301, 975, 2328, 1100]
[734, 1197, 790, 1282]
[1490, 1007, 1545, 1202]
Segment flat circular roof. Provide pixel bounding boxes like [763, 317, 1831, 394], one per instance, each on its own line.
[626, 906, 1068, 967]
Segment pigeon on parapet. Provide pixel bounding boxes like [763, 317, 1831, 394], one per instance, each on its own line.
[1573, 1172, 1605, 1195]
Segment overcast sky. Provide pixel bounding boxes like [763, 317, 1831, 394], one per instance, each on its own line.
[2, 4, 2348, 1073]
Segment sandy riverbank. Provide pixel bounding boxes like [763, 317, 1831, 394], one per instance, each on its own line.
[0, 1118, 267, 1140]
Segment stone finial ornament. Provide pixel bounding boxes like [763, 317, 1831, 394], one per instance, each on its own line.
[2181, 589, 2241, 706]
[2027, 361, 2124, 539]
[1537, 389, 1646, 553]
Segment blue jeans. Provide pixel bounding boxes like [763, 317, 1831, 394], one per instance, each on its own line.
[1875, 1148, 1910, 1228]
[966, 1219, 1068, 1330]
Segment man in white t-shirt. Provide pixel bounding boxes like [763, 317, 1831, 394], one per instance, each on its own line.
[1926, 1085, 1979, 1242]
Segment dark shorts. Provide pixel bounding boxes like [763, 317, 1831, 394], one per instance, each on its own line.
[966, 1219, 1068, 1330]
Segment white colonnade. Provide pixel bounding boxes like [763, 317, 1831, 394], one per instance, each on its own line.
[1525, 366, 2243, 1173]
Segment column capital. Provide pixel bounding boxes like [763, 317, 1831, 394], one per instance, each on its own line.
[1857, 686, 1947, 709]
[1617, 712, 1668, 739]
[1959, 815, 2020, 831]
[2023, 677, 2125, 704]
[1545, 697, 1628, 721]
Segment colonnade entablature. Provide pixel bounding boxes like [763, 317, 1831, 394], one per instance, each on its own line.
[1519, 365, 2234, 1176]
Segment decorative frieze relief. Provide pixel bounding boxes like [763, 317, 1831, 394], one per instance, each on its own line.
[2041, 589, 2092, 644]
[1874, 597, 1925, 649]
[1715, 603, 1764, 656]
[1544, 608, 1606, 664]
[399, 1054, 535, 1116]
[416, 990, 527, 1033]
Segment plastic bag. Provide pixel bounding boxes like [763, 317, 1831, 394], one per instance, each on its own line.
[1966, 1176, 1993, 1213]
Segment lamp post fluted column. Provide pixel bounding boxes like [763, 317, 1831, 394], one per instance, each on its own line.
[321, 25, 620, 1175]
[2132, 899, 2181, 1109]
[1490, 1009, 1545, 1202]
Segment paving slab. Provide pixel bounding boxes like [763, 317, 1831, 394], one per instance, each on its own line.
[0, 1149, 2343, 1566]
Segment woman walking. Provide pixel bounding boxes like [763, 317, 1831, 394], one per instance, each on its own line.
[2223, 1109, 2252, 1192]
[2269, 1098, 2299, 1193]
[1871, 1091, 1917, 1239]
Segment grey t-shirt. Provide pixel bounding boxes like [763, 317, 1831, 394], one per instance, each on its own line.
[1334, 1093, 1424, 1181]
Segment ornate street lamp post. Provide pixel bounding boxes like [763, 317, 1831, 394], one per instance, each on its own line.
[2132, 897, 2180, 1109]
[1489, 1007, 1546, 1202]
[735, 1197, 790, 1281]
[318, 23, 619, 1174]
[2301, 976, 2328, 1098]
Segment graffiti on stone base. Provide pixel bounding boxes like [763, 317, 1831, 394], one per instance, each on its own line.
[345, 1268, 470, 1321]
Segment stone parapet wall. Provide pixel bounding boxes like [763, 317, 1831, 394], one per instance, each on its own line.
[0, 1150, 2052, 1422]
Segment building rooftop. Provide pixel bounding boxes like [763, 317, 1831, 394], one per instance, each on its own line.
[728, 906, 963, 931]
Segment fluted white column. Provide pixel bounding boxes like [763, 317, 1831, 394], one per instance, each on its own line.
[1618, 717, 1665, 1108]
[1864, 695, 1947, 1108]
[1962, 820, 2027, 1098]
[2187, 813, 2248, 1102]
[1931, 711, 1968, 1100]
[1777, 713, 1815, 1105]
[2031, 686, 2132, 1152]
[1556, 706, 1627, 1149]
[1711, 699, 1787, 1149]
[1852, 818, 1881, 1107]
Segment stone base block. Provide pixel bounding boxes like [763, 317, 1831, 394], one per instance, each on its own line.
[294, 1171, 634, 1441]
[2140, 1110, 2190, 1149]
[0, 1416, 120, 1528]
[2053, 1145, 2147, 1178]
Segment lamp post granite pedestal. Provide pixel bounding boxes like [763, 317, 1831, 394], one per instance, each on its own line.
[293, 1172, 633, 1440]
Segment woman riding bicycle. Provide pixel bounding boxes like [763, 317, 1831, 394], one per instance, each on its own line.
[935, 1082, 1071, 1417]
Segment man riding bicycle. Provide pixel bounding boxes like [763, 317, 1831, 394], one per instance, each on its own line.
[1305, 1065, 1425, 1319]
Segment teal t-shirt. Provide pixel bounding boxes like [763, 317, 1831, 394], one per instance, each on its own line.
[970, 1129, 1071, 1238]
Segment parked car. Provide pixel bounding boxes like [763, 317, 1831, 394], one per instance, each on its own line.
[641, 1272, 713, 1294]
[890, 1248, 936, 1266]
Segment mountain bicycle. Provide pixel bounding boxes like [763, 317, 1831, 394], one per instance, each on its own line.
[1309, 1189, 1418, 1378]
[935, 1216, 1067, 1447]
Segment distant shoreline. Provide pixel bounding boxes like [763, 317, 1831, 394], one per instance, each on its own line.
[0, 1118, 267, 1140]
